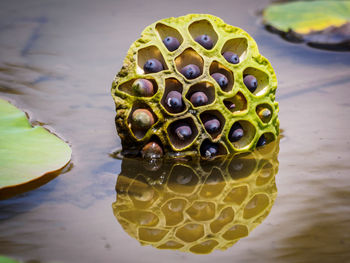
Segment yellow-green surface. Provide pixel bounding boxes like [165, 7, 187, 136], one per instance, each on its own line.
[112, 14, 279, 157]
[263, 1, 350, 34]
[0, 99, 71, 190]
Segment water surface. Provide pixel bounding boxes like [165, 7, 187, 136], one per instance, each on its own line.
[0, 0, 350, 262]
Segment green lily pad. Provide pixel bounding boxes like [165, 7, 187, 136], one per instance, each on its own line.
[263, 1, 350, 50]
[0, 98, 71, 197]
[0, 255, 20, 263]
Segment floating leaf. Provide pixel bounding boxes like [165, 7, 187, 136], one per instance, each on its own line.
[0, 256, 20, 263]
[0, 98, 72, 198]
[263, 1, 350, 50]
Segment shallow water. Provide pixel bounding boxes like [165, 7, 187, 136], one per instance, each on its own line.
[0, 0, 350, 262]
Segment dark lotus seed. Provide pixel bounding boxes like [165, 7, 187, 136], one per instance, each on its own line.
[163, 36, 180, 51]
[204, 118, 220, 134]
[201, 142, 219, 158]
[211, 73, 228, 89]
[132, 79, 154, 97]
[165, 91, 183, 112]
[257, 135, 267, 147]
[180, 64, 200, 79]
[195, 34, 213, 49]
[223, 51, 240, 64]
[224, 100, 236, 110]
[190, 91, 208, 107]
[175, 125, 192, 141]
[131, 109, 155, 129]
[143, 59, 163, 73]
[243, 75, 258, 93]
[229, 122, 244, 142]
[141, 142, 163, 159]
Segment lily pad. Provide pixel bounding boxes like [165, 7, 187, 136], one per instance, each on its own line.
[0, 256, 20, 263]
[0, 98, 71, 198]
[263, 1, 350, 51]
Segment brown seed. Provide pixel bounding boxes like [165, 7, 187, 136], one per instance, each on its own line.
[141, 142, 163, 159]
[131, 109, 154, 129]
[132, 79, 154, 97]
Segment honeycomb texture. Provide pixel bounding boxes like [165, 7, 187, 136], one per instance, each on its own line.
[113, 139, 279, 254]
[111, 14, 279, 157]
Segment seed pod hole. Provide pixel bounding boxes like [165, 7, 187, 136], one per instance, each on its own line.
[224, 92, 247, 113]
[243, 67, 270, 95]
[222, 224, 248, 241]
[186, 82, 215, 107]
[221, 38, 248, 63]
[209, 207, 235, 234]
[189, 240, 219, 254]
[156, 23, 183, 52]
[228, 155, 256, 180]
[256, 162, 274, 186]
[127, 103, 158, 139]
[256, 133, 275, 150]
[175, 48, 204, 80]
[243, 194, 269, 219]
[200, 110, 225, 139]
[118, 78, 158, 97]
[256, 104, 273, 123]
[199, 168, 225, 198]
[200, 139, 227, 159]
[188, 19, 218, 50]
[168, 165, 199, 194]
[137, 45, 168, 74]
[175, 223, 204, 242]
[161, 198, 187, 226]
[161, 78, 185, 114]
[186, 201, 216, 221]
[168, 118, 198, 150]
[228, 120, 256, 149]
[209, 61, 234, 92]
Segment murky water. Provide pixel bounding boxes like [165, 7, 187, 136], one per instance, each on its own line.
[0, 0, 350, 262]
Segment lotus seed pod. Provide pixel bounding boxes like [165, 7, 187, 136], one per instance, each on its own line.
[112, 14, 279, 157]
[113, 139, 280, 254]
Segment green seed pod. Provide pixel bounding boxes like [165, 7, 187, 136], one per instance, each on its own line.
[113, 139, 280, 254]
[111, 14, 279, 157]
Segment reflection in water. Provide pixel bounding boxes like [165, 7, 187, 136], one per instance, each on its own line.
[112, 139, 280, 254]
